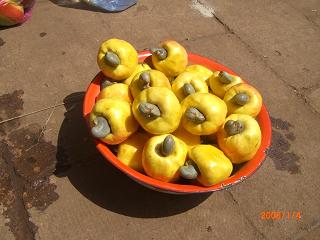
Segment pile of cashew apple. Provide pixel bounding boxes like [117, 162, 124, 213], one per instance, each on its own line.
[89, 38, 263, 187]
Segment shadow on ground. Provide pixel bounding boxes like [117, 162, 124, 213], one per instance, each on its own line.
[55, 92, 211, 218]
[48, 0, 135, 13]
[49, 0, 107, 12]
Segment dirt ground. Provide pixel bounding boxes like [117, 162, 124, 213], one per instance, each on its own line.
[0, 0, 320, 239]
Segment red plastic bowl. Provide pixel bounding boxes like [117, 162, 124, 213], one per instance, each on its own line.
[83, 51, 272, 194]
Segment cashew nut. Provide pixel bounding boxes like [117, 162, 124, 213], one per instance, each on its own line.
[138, 71, 151, 90]
[104, 52, 120, 67]
[91, 116, 111, 138]
[185, 107, 206, 124]
[233, 92, 249, 105]
[161, 135, 175, 156]
[180, 160, 199, 179]
[101, 78, 115, 89]
[150, 47, 168, 60]
[183, 83, 196, 96]
[218, 71, 232, 84]
[138, 102, 161, 120]
[224, 120, 244, 136]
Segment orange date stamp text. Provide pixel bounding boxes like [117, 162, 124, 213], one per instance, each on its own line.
[260, 211, 301, 220]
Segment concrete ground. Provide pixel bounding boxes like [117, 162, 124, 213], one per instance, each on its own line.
[1, 0, 320, 239]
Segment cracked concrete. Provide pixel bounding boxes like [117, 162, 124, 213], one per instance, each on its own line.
[181, 30, 320, 239]
[226, 191, 268, 239]
[309, 88, 320, 112]
[202, 1, 320, 116]
[207, 0, 320, 115]
[1, 0, 320, 239]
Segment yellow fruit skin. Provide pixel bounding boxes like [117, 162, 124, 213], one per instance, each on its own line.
[97, 83, 133, 103]
[90, 99, 138, 145]
[129, 69, 171, 98]
[208, 71, 243, 98]
[123, 63, 151, 85]
[97, 39, 138, 81]
[181, 93, 227, 135]
[132, 87, 182, 135]
[172, 72, 208, 102]
[223, 83, 262, 117]
[217, 114, 262, 164]
[142, 134, 187, 182]
[117, 132, 150, 172]
[173, 125, 201, 148]
[152, 40, 188, 77]
[189, 145, 233, 186]
[185, 64, 213, 82]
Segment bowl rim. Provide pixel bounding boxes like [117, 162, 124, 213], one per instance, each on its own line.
[83, 51, 272, 194]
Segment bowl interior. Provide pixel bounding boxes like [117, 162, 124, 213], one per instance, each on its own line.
[83, 51, 272, 194]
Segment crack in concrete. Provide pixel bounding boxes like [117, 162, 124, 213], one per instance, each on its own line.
[226, 191, 268, 240]
[287, 84, 310, 103]
[228, 188, 320, 240]
[300, 83, 320, 94]
[304, 14, 320, 29]
[0, 103, 65, 125]
[283, 1, 320, 30]
[210, 11, 320, 117]
[0, 92, 84, 125]
[212, 14, 235, 34]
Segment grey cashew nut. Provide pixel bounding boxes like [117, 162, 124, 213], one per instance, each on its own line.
[161, 135, 175, 156]
[138, 102, 161, 120]
[233, 92, 249, 105]
[104, 52, 120, 67]
[218, 71, 232, 84]
[101, 79, 115, 89]
[138, 71, 151, 90]
[180, 160, 199, 179]
[185, 107, 206, 124]
[183, 83, 196, 96]
[224, 120, 244, 136]
[91, 116, 111, 138]
[150, 47, 168, 60]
